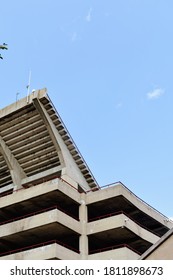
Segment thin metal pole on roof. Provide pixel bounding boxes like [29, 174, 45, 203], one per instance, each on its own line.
[16, 92, 20, 103]
[26, 70, 31, 103]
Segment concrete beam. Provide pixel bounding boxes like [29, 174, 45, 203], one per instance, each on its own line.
[86, 184, 173, 229]
[0, 136, 27, 189]
[0, 243, 80, 260]
[87, 213, 159, 244]
[33, 98, 91, 191]
[21, 166, 62, 187]
[0, 179, 59, 208]
[33, 98, 65, 167]
[0, 209, 81, 237]
[79, 193, 88, 259]
[0, 183, 13, 194]
[0, 178, 81, 210]
[88, 247, 139, 260]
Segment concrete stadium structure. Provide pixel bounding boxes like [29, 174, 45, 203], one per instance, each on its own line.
[0, 89, 172, 260]
[140, 227, 173, 260]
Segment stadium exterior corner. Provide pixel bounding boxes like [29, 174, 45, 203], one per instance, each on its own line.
[0, 89, 172, 260]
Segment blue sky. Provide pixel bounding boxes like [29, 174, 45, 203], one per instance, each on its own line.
[1, 0, 173, 218]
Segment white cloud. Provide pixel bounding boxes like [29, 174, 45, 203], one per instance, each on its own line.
[147, 88, 165, 100]
[86, 8, 92, 22]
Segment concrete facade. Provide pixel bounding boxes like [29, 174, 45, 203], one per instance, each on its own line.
[0, 89, 172, 260]
[140, 227, 173, 260]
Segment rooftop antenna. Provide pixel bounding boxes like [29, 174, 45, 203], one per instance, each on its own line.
[16, 92, 20, 103]
[26, 70, 31, 103]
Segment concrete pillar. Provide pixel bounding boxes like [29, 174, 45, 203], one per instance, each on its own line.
[79, 194, 88, 259]
[0, 136, 26, 189]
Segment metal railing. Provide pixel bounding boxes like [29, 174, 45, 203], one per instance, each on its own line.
[100, 180, 171, 221]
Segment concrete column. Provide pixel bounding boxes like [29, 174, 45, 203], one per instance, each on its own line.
[79, 194, 88, 259]
[0, 136, 26, 189]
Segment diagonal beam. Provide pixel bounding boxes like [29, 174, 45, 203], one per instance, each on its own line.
[0, 136, 27, 189]
[33, 97, 92, 191]
[33, 98, 65, 167]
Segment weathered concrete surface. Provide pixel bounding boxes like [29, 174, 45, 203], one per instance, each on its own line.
[87, 213, 159, 244]
[0, 90, 172, 260]
[140, 228, 173, 260]
[86, 183, 173, 228]
[0, 89, 47, 118]
[0, 209, 81, 237]
[88, 247, 139, 260]
[0, 243, 80, 260]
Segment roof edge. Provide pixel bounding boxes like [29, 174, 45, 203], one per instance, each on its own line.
[0, 88, 47, 119]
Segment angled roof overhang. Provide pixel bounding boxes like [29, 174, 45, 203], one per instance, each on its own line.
[0, 89, 99, 192]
